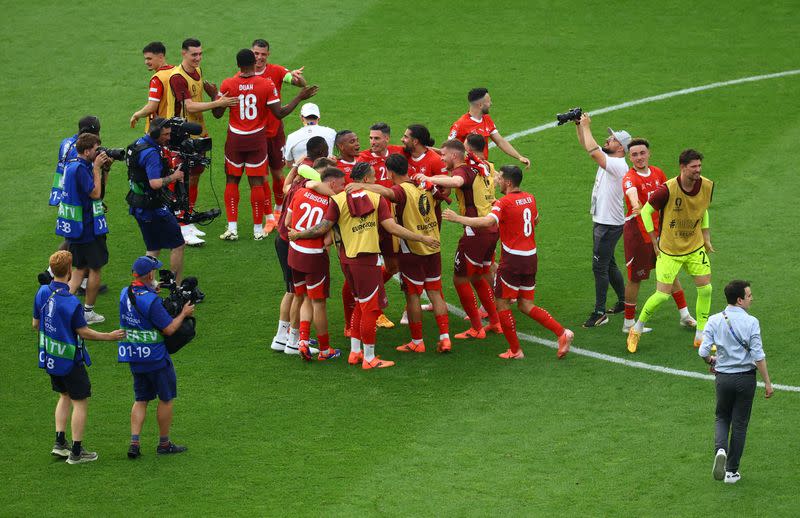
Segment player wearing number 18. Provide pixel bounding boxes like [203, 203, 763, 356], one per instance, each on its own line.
[627, 149, 715, 353]
[214, 49, 318, 240]
[442, 166, 573, 360]
[119, 256, 195, 458]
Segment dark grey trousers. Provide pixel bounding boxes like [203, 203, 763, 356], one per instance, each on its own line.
[592, 223, 625, 313]
[715, 370, 756, 472]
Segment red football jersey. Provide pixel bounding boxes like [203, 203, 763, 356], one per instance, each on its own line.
[623, 165, 667, 242]
[336, 158, 357, 184]
[289, 187, 330, 253]
[358, 145, 404, 187]
[219, 75, 279, 136]
[252, 64, 290, 136]
[405, 150, 447, 178]
[448, 113, 497, 159]
[490, 191, 538, 256]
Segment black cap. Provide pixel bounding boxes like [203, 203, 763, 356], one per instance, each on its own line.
[78, 115, 100, 135]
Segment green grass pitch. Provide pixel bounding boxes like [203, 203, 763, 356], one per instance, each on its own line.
[1, 1, 799, 515]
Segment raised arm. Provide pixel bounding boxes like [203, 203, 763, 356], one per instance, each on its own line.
[576, 113, 607, 170]
[267, 86, 319, 119]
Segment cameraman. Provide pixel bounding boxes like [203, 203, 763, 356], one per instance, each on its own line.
[57, 133, 113, 324]
[127, 117, 188, 281]
[119, 256, 194, 458]
[51, 116, 101, 207]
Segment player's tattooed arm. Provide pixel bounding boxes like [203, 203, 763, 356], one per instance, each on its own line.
[345, 182, 396, 201]
[289, 219, 334, 241]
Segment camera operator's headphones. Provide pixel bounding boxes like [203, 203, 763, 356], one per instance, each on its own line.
[149, 117, 168, 139]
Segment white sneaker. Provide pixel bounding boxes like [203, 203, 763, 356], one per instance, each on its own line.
[399, 311, 409, 325]
[622, 323, 652, 334]
[712, 448, 727, 480]
[680, 314, 698, 328]
[219, 229, 238, 241]
[724, 471, 741, 484]
[184, 232, 205, 247]
[420, 303, 433, 312]
[186, 224, 206, 237]
[254, 232, 265, 241]
[270, 337, 287, 352]
[284, 344, 319, 355]
[84, 310, 105, 325]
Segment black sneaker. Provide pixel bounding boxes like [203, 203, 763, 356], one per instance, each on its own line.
[582, 311, 609, 328]
[127, 444, 141, 459]
[157, 442, 187, 455]
[66, 447, 98, 464]
[51, 441, 71, 458]
[606, 301, 625, 314]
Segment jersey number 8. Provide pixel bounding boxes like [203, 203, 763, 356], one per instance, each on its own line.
[523, 208, 533, 237]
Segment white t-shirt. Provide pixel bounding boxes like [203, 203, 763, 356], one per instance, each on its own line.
[283, 125, 337, 163]
[590, 154, 629, 225]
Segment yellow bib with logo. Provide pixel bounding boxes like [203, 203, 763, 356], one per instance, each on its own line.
[456, 164, 496, 217]
[145, 66, 176, 133]
[332, 191, 381, 258]
[659, 176, 713, 256]
[399, 182, 439, 256]
[164, 65, 207, 135]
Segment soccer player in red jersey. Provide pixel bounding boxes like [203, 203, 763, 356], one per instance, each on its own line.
[402, 124, 448, 178]
[130, 42, 174, 131]
[289, 163, 439, 370]
[448, 87, 530, 168]
[357, 122, 405, 188]
[251, 39, 308, 217]
[286, 167, 347, 361]
[443, 165, 574, 359]
[271, 144, 333, 356]
[346, 154, 451, 353]
[621, 138, 696, 332]
[214, 49, 318, 241]
[424, 140, 502, 339]
[334, 130, 360, 182]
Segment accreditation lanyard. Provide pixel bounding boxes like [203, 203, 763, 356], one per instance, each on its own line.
[722, 311, 750, 352]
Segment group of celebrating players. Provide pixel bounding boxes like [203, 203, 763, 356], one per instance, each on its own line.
[128, 37, 715, 370]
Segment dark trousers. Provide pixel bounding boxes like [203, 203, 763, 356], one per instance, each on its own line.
[715, 370, 756, 472]
[592, 223, 625, 313]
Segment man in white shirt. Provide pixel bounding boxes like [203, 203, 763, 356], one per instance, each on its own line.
[283, 103, 336, 164]
[576, 113, 630, 328]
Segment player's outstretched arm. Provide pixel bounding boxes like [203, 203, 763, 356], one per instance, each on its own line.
[76, 327, 126, 341]
[289, 219, 334, 241]
[345, 182, 396, 201]
[442, 208, 493, 228]
[269, 86, 319, 119]
[418, 174, 463, 189]
[130, 100, 159, 128]
[490, 132, 530, 169]
[288, 67, 307, 87]
[380, 218, 440, 249]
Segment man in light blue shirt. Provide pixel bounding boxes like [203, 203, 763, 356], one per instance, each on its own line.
[699, 280, 773, 484]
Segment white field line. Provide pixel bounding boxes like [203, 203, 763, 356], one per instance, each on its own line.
[441, 69, 800, 392]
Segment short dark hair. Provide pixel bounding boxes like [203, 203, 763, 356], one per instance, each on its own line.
[312, 157, 336, 169]
[182, 38, 201, 50]
[679, 148, 703, 166]
[441, 139, 466, 153]
[385, 153, 408, 176]
[628, 138, 650, 150]
[370, 122, 391, 135]
[306, 136, 329, 159]
[252, 39, 270, 50]
[350, 162, 373, 181]
[499, 165, 523, 187]
[321, 167, 345, 182]
[335, 130, 354, 146]
[237, 49, 256, 68]
[468, 88, 489, 103]
[465, 133, 486, 153]
[142, 41, 166, 55]
[407, 124, 434, 147]
[75, 133, 101, 154]
[78, 115, 100, 135]
[725, 280, 751, 305]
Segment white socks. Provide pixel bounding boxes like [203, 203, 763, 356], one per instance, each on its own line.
[363, 345, 375, 361]
[350, 337, 362, 353]
[228, 222, 238, 233]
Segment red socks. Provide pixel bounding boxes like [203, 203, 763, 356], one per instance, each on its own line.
[299, 320, 311, 342]
[317, 333, 329, 352]
[224, 183, 239, 222]
[498, 309, 520, 353]
[350, 304, 362, 341]
[435, 314, 449, 337]
[272, 176, 284, 209]
[342, 282, 355, 330]
[527, 306, 564, 337]
[250, 184, 265, 225]
[473, 278, 500, 325]
[360, 307, 379, 345]
[455, 282, 482, 330]
[409, 321, 423, 342]
[624, 302, 636, 320]
[672, 289, 687, 309]
[260, 183, 273, 217]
